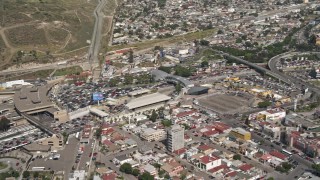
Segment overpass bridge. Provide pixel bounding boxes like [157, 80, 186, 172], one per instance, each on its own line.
[215, 51, 291, 84]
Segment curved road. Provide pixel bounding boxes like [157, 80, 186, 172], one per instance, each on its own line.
[268, 51, 320, 95]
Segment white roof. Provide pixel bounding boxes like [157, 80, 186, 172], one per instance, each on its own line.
[90, 108, 108, 117]
[128, 89, 151, 96]
[126, 93, 171, 110]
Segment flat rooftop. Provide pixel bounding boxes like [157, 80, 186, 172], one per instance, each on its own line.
[128, 89, 150, 96]
[126, 93, 171, 110]
[231, 127, 249, 135]
[14, 84, 55, 113]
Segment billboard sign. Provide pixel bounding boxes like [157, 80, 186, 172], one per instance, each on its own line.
[93, 92, 104, 101]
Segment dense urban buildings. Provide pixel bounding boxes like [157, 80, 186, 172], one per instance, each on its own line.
[0, 0, 320, 180]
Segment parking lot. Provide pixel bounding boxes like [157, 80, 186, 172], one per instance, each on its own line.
[29, 137, 79, 179]
[0, 125, 47, 153]
[51, 115, 94, 135]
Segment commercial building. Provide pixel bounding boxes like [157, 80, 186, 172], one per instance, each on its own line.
[140, 128, 165, 142]
[38, 134, 64, 148]
[230, 127, 251, 141]
[248, 108, 286, 123]
[285, 113, 320, 131]
[167, 124, 184, 152]
[126, 93, 171, 112]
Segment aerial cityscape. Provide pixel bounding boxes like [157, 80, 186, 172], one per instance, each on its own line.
[1, 0, 320, 180]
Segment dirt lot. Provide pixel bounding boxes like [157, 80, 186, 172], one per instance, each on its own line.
[0, 0, 97, 68]
[198, 93, 253, 114]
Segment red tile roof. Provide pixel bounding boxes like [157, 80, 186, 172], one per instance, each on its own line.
[208, 164, 228, 173]
[212, 122, 230, 133]
[270, 150, 287, 160]
[198, 145, 212, 151]
[102, 128, 114, 135]
[103, 139, 113, 146]
[260, 154, 272, 161]
[174, 148, 187, 155]
[226, 171, 237, 177]
[200, 155, 220, 164]
[102, 173, 116, 180]
[239, 164, 253, 172]
[203, 130, 219, 137]
[176, 110, 196, 118]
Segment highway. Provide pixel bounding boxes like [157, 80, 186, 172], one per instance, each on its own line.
[268, 51, 320, 96]
[88, 0, 107, 68]
[214, 50, 291, 84]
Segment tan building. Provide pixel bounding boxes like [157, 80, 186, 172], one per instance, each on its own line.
[54, 110, 69, 123]
[39, 134, 64, 148]
[140, 128, 165, 142]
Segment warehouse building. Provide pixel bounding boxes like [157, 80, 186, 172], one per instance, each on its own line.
[126, 93, 171, 112]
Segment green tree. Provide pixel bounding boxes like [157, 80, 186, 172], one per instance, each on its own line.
[158, 66, 172, 74]
[150, 110, 158, 122]
[0, 116, 10, 131]
[132, 169, 140, 176]
[236, 38, 242, 43]
[233, 154, 241, 160]
[309, 68, 317, 79]
[139, 172, 154, 180]
[175, 83, 182, 93]
[95, 128, 102, 140]
[200, 40, 209, 46]
[161, 120, 172, 127]
[23, 171, 30, 178]
[174, 65, 192, 77]
[258, 101, 272, 108]
[217, 29, 224, 34]
[201, 61, 209, 67]
[120, 163, 133, 174]
[309, 34, 317, 45]
[152, 163, 161, 171]
[164, 174, 170, 179]
[33, 171, 39, 178]
[128, 50, 134, 63]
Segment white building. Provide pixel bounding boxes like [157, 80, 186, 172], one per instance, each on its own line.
[249, 108, 286, 123]
[198, 154, 221, 171]
[140, 128, 166, 142]
[167, 124, 184, 152]
[69, 170, 86, 180]
[1, 80, 31, 88]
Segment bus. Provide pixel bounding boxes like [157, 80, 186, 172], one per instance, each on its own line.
[281, 149, 293, 156]
[31, 167, 45, 171]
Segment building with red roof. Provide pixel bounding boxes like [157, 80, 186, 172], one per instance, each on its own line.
[212, 122, 231, 133]
[198, 145, 215, 155]
[198, 154, 221, 171]
[202, 130, 219, 138]
[102, 172, 117, 180]
[208, 164, 228, 175]
[101, 124, 114, 135]
[270, 150, 287, 161]
[259, 153, 272, 163]
[174, 148, 187, 157]
[176, 110, 196, 119]
[239, 164, 253, 172]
